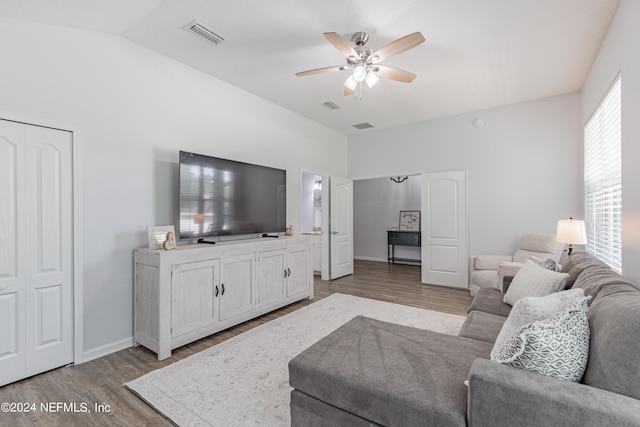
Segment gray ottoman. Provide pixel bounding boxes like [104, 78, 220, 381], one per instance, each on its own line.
[289, 316, 492, 426]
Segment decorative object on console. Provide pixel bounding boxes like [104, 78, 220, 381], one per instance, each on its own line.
[399, 210, 421, 231]
[503, 260, 569, 306]
[163, 232, 176, 250]
[285, 225, 294, 236]
[147, 225, 176, 250]
[556, 217, 587, 255]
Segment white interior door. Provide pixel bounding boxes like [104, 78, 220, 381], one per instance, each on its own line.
[0, 119, 27, 386]
[421, 170, 468, 288]
[329, 177, 354, 279]
[0, 119, 74, 386]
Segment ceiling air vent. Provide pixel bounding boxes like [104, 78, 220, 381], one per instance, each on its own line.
[184, 20, 224, 45]
[322, 101, 341, 110]
[352, 122, 374, 130]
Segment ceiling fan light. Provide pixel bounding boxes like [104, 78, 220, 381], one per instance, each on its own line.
[352, 66, 367, 82]
[365, 72, 380, 88]
[344, 75, 357, 90]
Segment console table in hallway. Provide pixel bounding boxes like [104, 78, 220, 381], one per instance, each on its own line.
[387, 230, 421, 264]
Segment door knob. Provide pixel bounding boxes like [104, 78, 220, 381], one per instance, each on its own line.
[332, 231, 339, 235]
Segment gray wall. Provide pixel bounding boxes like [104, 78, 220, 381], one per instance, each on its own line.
[348, 93, 583, 258]
[581, 0, 640, 284]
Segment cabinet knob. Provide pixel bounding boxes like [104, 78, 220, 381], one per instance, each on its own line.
[215, 285, 219, 297]
[221, 283, 225, 295]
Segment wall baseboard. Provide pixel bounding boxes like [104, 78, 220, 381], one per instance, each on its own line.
[82, 337, 133, 363]
[354, 256, 388, 263]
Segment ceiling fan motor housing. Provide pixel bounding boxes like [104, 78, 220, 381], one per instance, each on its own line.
[351, 31, 369, 46]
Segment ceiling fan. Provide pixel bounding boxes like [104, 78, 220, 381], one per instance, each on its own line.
[296, 31, 425, 96]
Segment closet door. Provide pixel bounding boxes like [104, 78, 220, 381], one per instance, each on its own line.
[24, 124, 74, 376]
[0, 119, 74, 386]
[0, 120, 27, 386]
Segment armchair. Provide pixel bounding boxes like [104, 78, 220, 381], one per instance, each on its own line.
[469, 233, 564, 296]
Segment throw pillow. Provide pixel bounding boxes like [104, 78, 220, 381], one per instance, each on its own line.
[528, 256, 560, 272]
[490, 288, 585, 359]
[491, 298, 590, 382]
[503, 260, 569, 306]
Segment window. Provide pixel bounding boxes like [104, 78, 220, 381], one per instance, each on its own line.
[584, 75, 622, 273]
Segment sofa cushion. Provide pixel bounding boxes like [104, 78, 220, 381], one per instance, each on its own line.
[503, 260, 569, 305]
[528, 256, 560, 271]
[583, 283, 640, 399]
[571, 265, 636, 304]
[474, 254, 512, 270]
[459, 311, 506, 343]
[519, 233, 560, 254]
[289, 316, 492, 427]
[513, 249, 558, 263]
[491, 289, 586, 359]
[491, 299, 590, 382]
[467, 287, 512, 318]
[561, 251, 607, 289]
[470, 269, 500, 288]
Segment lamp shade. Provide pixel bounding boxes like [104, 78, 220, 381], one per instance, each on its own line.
[556, 218, 587, 245]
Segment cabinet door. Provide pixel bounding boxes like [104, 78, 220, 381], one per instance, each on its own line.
[171, 259, 219, 338]
[258, 249, 286, 307]
[220, 254, 256, 322]
[286, 246, 310, 297]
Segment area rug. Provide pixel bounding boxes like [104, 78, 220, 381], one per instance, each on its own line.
[125, 293, 466, 426]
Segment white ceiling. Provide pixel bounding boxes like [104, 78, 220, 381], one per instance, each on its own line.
[0, 0, 619, 135]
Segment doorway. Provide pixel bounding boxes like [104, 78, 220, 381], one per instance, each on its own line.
[352, 171, 468, 288]
[300, 172, 354, 280]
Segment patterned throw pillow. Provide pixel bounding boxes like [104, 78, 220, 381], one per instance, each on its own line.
[528, 256, 560, 272]
[491, 298, 590, 382]
[503, 260, 570, 306]
[490, 289, 585, 359]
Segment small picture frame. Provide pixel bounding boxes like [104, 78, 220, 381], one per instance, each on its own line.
[399, 210, 421, 231]
[148, 225, 176, 249]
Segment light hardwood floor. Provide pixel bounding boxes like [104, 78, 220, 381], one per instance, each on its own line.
[0, 260, 472, 427]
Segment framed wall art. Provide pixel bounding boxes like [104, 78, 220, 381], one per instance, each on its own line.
[399, 210, 421, 231]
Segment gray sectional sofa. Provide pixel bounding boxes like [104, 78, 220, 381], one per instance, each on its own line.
[288, 252, 640, 426]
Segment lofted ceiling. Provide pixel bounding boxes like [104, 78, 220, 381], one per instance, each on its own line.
[0, 0, 619, 135]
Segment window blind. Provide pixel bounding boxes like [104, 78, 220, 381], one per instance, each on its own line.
[584, 75, 622, 273]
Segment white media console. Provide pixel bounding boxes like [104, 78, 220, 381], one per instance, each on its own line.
[133, 236, 313, 360]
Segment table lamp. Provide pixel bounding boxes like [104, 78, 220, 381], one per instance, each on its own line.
[556, 217, 587, 255]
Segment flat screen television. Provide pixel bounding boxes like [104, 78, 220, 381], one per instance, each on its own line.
[178, 151, 286, 240]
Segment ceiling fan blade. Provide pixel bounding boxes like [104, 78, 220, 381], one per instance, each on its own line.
[296, 65, 345, 77]
[370, 32, 425, 63]
[344, 86, 355, 96]
[373, 65, 417, 83]
[324, 32, 358, 58]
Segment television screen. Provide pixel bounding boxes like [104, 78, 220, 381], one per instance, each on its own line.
[178, 151, 286, 240]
